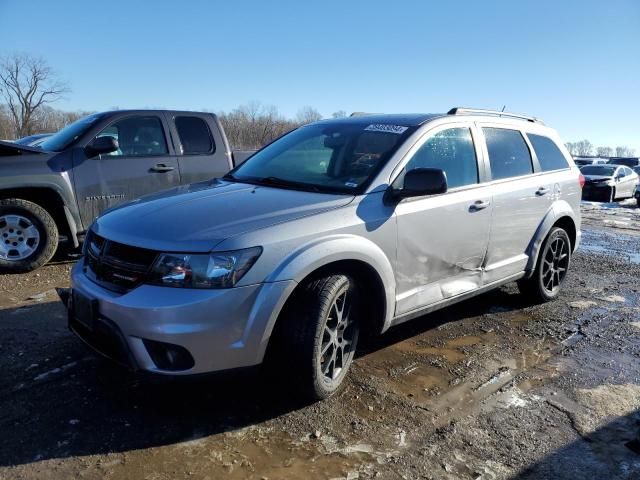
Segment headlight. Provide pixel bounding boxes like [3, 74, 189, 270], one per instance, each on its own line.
[148, 247, 262, 289]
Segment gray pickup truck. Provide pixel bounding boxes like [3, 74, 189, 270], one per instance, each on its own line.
[0, 110, 252, 272]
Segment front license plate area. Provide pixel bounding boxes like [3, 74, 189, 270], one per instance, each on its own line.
[72, 290, 97, 330]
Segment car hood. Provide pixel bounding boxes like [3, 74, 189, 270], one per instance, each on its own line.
[93, 180, 354, 252]
[0, 140, 48, 156]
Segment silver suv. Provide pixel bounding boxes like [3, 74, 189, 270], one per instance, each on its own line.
[68, 108, 582, 400]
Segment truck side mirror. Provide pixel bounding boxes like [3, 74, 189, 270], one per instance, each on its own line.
[85, 136, 119, 158]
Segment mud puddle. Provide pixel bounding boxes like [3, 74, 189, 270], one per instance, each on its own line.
[580, 228, 640, 264]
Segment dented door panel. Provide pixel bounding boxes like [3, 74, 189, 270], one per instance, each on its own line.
[394, 186, 493, 316]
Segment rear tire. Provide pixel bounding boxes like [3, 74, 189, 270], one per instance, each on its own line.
[0, 198, 59, 273]
[279, 273, 360, 401]
[518, 227, 571, 303]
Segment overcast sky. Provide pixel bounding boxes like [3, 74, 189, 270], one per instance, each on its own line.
[1, 0, 638, 151]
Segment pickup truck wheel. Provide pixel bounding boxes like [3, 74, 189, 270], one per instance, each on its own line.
[518, 227, 571, 303]
[282, 274, 360, 400]
[0, 199, 59, 273]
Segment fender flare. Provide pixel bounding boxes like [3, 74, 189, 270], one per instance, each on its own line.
[524, 200, 579, 277]
[265, 234, 397, 332]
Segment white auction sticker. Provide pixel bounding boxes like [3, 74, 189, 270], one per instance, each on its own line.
[364, 124, 408, 134]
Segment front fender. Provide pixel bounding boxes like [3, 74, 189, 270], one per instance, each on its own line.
[266, 234, 397, 332]
[525, 200, 580, 277]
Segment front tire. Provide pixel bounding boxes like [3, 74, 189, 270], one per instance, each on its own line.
[0, 199, 59, 273]
[281, 274, 360, 400]
[518, 227, 571, 303]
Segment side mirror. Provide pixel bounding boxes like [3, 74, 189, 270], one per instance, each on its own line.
[390, 168, 448, 199]
[85, 136, 118, 157]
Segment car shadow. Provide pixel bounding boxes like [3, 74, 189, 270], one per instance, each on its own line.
[0, 286, 531, 468]
[514, 408, 640, 479]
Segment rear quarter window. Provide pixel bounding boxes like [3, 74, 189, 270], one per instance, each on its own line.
[527, 133, 569, 171]
[175, 116, 215, 155]
[483, 128, 533, 180]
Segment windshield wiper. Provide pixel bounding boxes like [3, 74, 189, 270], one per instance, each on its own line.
[253, 176, 322, 192]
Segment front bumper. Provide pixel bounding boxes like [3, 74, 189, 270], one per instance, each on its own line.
[69, 260, 296, 375]
[582, 183, 613, 201]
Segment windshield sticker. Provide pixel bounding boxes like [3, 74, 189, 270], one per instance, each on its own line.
[344, 181, 359, 188]
[364, 124, 408, 134]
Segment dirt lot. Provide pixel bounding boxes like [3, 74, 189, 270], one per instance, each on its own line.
[1, 201, 639, 480]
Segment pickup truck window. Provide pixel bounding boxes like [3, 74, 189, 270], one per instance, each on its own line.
[39, 113, 106, 152]
[175, 116, 215, 155]
[96, 116, 168, 157]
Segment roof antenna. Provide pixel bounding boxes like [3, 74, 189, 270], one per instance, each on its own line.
[501, 105, 506, 112]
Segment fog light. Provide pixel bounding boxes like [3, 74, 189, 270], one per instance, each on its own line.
[142, 339, 195, 371]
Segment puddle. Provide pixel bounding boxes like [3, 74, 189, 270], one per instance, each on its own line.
[579, 228, 640, 264]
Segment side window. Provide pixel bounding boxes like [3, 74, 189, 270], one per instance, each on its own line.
[527, 133, 569, 171]
[175, 116, 215, 155]
[483, 128, 533, 180]
[96, 116, 168, 157]
[403, 127, 478, 189]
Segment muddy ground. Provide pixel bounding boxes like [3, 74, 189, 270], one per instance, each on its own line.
[1, 201, 639, 480]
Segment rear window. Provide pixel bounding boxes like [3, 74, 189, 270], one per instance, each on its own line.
[527, 134, 569, 171]
[581, 166, 616, 176]
[175, 116, 215, 155]
[483, 128, 533, 180]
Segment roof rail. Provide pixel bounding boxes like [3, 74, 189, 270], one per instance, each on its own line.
[447, 107, 543, 124]
[350, 112, 374, 117]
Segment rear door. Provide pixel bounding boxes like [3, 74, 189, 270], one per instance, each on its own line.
[73, 114, 181, 226]
[393, 123, 493, 316]
[480, 125, 553, 283]
[166, 113, 233, 184]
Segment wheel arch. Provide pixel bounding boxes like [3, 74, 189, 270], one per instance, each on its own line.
[0, 186, 79, 247]
[256, 235, 396, 364]
[524, 201, 579, 278]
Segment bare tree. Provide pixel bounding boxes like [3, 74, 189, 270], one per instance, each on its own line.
[0, 53, 69, 138]
[573, 139, 593, 156]
[596, 146, 613, 157]
[564, 142, 577, 155]
[331, 110, 347, 118]
[218, 102, 299, 150]
[296, 106, 322, 125]
[615, 146, 636, 157]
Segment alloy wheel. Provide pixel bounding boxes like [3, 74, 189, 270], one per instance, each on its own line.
[320, 285, 357, 382]
[541, 236, 569, 293]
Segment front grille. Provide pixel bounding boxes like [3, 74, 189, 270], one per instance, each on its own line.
[85, 231, 159, 293]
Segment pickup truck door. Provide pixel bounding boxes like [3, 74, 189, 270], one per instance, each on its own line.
[164, 112, 234, 184]
[72, 114, 181, 228]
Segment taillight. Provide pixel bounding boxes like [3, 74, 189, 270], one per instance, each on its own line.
[578, 173, 586, 189]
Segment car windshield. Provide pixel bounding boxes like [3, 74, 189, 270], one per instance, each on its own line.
[228, 122, 415, 193]
[581, 165, 616, 176]
[39, 113, 105, 152]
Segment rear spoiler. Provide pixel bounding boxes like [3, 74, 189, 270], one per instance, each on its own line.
[0, 140, 47, 156]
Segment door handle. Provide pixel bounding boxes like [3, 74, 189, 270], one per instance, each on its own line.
[469, 200, 490, 212]
[535, 186, 550, 196]
[150, 164, 175, 173]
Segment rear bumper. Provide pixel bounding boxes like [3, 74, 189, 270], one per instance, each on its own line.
[69, 259, 296, 376]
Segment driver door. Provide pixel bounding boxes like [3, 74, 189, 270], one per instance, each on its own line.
[73, 114, 181, 227]
[393, 124, 493, 317]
